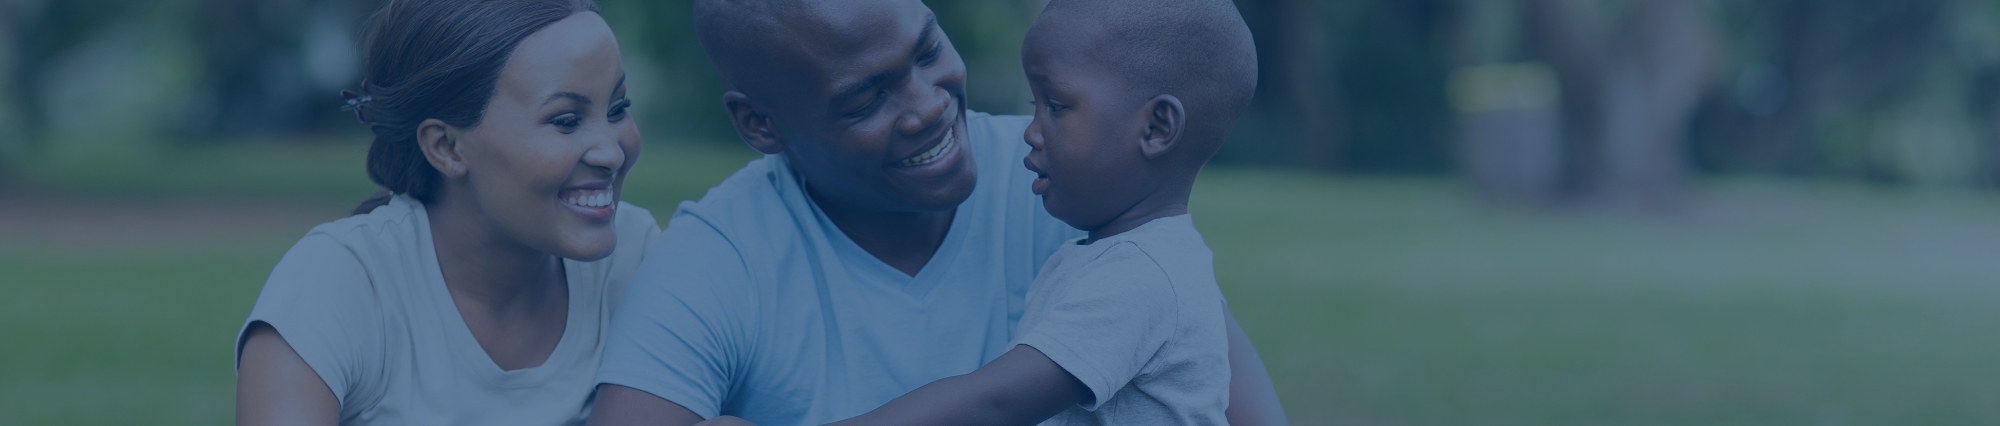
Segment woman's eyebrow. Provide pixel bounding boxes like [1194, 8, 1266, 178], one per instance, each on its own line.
[541, 91, 592, 107]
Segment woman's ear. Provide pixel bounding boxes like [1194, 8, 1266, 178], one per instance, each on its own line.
[417, 118, 468, 178]
[725, 91, 784, 155]
[1139, 94, 1184, 160]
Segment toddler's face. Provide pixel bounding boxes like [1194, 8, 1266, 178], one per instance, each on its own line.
[1020, 17, 1156, 233]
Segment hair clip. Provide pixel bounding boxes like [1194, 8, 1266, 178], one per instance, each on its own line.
[341, 89, 373, 124]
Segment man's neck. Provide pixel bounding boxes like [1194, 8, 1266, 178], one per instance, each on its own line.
[808, 186, 955, 277]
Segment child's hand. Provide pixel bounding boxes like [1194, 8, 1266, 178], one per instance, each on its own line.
[692, 415, 759, 426]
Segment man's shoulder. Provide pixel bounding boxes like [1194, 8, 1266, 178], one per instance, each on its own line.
[655, 155, 803, 268]
[670, 156, 789, 230]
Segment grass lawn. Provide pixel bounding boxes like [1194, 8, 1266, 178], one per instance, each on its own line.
[5, 141, 2000, 424]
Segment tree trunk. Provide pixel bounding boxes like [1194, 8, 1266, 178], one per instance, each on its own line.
[1518, 0, 1712, 208]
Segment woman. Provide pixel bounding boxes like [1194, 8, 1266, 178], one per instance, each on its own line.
[233, 0, 655, 424]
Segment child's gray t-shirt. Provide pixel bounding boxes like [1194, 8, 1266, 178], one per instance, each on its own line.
[1012, 214, 1229, 425]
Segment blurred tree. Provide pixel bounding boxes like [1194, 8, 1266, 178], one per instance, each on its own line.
[1234, 0, 1345, 170]
[1518, 0, 1715, 206]
[185, 0, 376, 138]
[2, 0, 137, 149]
[1689, 0, 1959, 182]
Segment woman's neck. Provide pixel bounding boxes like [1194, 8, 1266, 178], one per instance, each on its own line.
[425, 195, 565, 312]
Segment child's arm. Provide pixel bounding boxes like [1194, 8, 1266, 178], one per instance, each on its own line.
[823, 345, 1090, 426]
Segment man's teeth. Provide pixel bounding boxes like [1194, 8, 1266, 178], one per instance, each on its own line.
[564, 191, 613, 208]
[895, 128, 954, 167]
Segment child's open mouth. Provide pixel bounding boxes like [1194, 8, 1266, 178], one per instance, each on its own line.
[1032, 172, 1051, 195]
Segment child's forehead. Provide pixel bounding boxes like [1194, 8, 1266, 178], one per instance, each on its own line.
[1025, 13, 1113, 59]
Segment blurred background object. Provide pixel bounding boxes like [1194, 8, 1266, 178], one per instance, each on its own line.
[4, 0, 2000, 424]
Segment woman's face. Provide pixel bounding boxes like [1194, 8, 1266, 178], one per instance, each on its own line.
[450, 12, 640, 262]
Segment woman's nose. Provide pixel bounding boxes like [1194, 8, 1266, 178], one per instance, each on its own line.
[581, 129, 627, 171]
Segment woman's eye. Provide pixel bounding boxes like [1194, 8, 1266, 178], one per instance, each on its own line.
[609, 100, 631, 122]
[550, 113, 582, 132]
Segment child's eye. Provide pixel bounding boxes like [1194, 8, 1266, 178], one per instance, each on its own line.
[550, 113, 582, 133]
[608, 99, 631, 123]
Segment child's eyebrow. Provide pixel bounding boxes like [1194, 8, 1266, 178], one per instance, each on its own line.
[829, 13, 939, 105]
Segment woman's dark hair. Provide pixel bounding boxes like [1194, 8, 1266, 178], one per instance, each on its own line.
[348, 0, 600, 215]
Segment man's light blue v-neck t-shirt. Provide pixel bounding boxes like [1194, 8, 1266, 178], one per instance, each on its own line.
[596, 112, 1083, 425]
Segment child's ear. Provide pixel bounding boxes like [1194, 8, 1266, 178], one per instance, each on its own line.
[1139, 94, 1184, 160]
[724, 91, 784, 154]
[417, 118, 468, 178]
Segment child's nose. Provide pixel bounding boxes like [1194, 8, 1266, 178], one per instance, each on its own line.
[1023, 117, 1045, 149]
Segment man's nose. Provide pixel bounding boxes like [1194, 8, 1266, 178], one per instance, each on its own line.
[898, 85, 951, 136]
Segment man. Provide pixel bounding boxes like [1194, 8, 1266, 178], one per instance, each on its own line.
[588, 1, 1287, 424]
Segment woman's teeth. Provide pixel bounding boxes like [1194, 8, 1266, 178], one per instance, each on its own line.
[564, 191, 613, 208]
[895, 128, 954, 168]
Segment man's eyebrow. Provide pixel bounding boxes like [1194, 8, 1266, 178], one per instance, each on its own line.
[910, 13, 937, 59]
[831, 13, 939, 107]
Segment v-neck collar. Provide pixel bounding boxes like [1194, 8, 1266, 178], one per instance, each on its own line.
[402, 195, 590, 387]
[775, 156, 974, 301]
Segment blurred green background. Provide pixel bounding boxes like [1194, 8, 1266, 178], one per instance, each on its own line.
[4, 0, 2000, 424]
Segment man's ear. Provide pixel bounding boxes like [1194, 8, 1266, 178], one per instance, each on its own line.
[724, 91, 783, 155]
[1139, 94, 1184, 160]
[416, 118, 467, 178]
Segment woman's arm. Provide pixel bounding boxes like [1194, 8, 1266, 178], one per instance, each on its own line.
[1225, 309, 1291, 426]
[823, 345, 1090, 426]
[236, 322, 341, 426]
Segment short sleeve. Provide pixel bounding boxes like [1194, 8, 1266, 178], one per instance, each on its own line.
[603, 201, 664, 301]
[235, 233, 385, 406]
[596, 213, 755, 419]
[1014, 242, 1179, 410]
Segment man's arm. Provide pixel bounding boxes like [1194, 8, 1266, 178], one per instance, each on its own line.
[1225, 308, 1290, 425]
[823, 345, 1090, 426]
[587, 384, 705, 426]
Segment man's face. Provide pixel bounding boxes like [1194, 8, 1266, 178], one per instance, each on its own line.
[760, 0, 976, 213]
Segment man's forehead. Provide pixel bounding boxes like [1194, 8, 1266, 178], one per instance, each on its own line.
[777, 1, 932, 87]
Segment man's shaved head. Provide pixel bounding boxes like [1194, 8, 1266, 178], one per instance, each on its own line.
[693, 0, 910, 107]
[1032, 0, 1258, 157]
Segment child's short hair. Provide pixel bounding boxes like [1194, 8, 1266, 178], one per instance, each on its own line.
[1038, 0, 1258, 162]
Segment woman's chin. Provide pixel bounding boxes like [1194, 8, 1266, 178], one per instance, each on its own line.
[547, 229, 618, 262]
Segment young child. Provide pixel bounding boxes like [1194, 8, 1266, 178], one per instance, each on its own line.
[697, 0, 1256, 424]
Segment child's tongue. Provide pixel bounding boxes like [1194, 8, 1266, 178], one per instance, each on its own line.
[1032, 176, 1052, 195]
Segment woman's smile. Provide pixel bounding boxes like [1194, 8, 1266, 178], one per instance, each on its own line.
[559, 185, 616, 222]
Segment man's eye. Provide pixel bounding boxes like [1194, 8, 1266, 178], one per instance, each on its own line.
[849, 90, 887, 118]
[918, 40, 942, 66]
